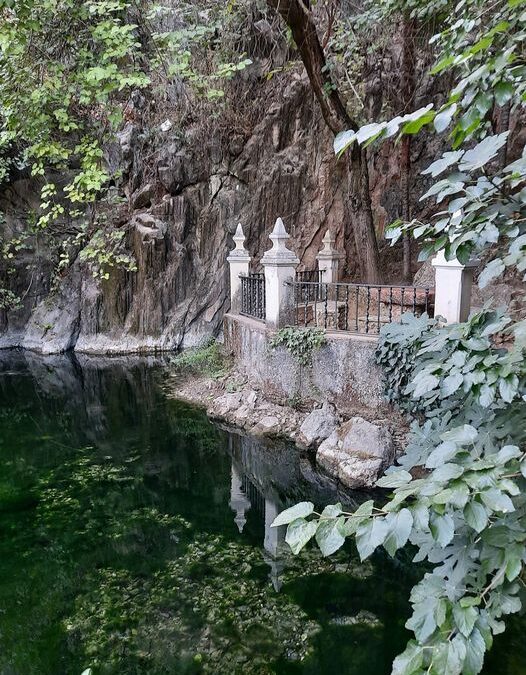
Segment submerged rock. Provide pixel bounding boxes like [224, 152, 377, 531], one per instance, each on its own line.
[316, 417, 394, 488]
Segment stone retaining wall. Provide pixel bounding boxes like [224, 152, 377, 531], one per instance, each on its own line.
[223, 313, 388, 415]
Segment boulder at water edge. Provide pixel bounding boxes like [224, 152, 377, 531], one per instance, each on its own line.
[316, 417, 395, 489]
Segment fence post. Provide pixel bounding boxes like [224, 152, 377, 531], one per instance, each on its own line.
[431, 251, 478, 324]
[316, 229, 344, 283]
[261, 217, 299, 330]
[226, 223, 251, 314]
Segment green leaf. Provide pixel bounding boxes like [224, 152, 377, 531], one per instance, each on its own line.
[434, 104, 457, 133]
[495, 81, 514, 106]
[423, 151, 464, 177]
[442, 372, 463, 397]
[315, 517, 346, 556]
[285, 518, 318, 554]
[496, 445, 521, 464]
[433, 463, 464, 482]
[413, 373, 439, 397]
[479, 259, 505, 288]
[453, 603, 478, 637]
[376, 469, 413, 488]
[272, 502, 314, 527]
[339, 500, 374, 536]
[320, 503, 343, 518]
[459, 133, 510, 171]
[430, 513, 455, 547]
[480, 488, 515, 513]
[392, 641, 424, 675]
[384, 509, 414, 556]
[441, 425, 478, 445]
[426, 441, 458, 468]
[464, 501, 488, 533]
[356, 517, 389, 561]
[432, 634, 467, 675]
[462, 628, 486, 675]
[499, 376, 518, 403]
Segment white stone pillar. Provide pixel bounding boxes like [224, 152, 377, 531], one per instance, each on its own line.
[261, 218, 299, 330]
[316, 229, 345, 283]
[226, 223, 251, 314]
[431, 251, 478, 324]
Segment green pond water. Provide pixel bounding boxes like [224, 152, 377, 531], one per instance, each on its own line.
[0, 351, 524, 675]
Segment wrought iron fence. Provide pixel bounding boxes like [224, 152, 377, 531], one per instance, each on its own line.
[290, 281, 434, 335]
[240, 273, 266, 320]
[294, 269, 324, 302]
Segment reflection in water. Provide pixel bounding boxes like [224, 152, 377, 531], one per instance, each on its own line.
[0, 350, 523, 675]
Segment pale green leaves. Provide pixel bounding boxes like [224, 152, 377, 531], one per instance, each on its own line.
[453, 604, 478, 638]
[333, 105, 435, 156]
[459, 133, 511, 171]
[392, 641, 424, 675]
[432, 635, 467, 675]
[430, 513, 455, 547]
[356, 518, 389, 561]
[464, 501, 488, 533]
[285, 519, 318, 555]
[480, 488, 515, 513]
[376, 469, 413, 488]
[271, 502, 314, 527]
[383, 509, 414, 557]
[315, 518, 346, 557]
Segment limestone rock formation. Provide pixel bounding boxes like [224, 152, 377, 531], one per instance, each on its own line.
[316, 417, 395, 489]
[297, 401, 339, 448]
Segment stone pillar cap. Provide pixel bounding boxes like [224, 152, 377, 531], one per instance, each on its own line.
[227, 223, 251, 262]
[261, 217, 299, 266]
[317, 228, 345, 260]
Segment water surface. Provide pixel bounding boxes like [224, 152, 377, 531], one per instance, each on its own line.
[0, 351, 523, 674]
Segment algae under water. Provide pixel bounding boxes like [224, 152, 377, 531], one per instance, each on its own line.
[0, 351, 523, 675]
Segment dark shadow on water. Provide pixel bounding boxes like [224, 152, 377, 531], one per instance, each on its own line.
[0, 349, 523, 675]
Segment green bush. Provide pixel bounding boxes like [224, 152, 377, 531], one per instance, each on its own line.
[171, 338, 229, 379]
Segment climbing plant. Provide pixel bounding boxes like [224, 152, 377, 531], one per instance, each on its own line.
[273, 1, 526, 674]
[269, 327, 327, 366]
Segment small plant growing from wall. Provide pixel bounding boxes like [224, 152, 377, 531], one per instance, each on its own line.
[171, 338, 230, 379]
[269, 327, 327, 367]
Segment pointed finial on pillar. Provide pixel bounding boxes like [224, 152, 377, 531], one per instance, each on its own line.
[261, 217, 299, 265]
[228, 223, 250, 261]
[227, 223, 251, 314]
[317, 228, 344, 283]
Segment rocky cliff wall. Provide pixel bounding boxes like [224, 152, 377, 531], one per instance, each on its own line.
[1, 65, 446, 355]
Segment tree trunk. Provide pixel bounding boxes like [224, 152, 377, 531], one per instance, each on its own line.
[266, 0, 381, 283]
[400, 17, 415, 283]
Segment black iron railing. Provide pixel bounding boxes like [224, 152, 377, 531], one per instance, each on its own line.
[289, 281, 434, 335]
[295, 269, 324, 302]
[240, 273, 266, 320]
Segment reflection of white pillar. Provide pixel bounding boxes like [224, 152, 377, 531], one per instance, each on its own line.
[226, 224, 251, 314]
[264, 498, 286, 558]
[316, 229, 344, 283]
[263, 497, 287, 591]
[432, 251, 478, 324]
[261, 218, 299, 330]
[229, 464, 251, 533]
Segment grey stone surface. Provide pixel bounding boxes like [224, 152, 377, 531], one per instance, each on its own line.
[224, 313, 386, 414]
[298, 401, 339, 448]
[316, 417, 395, 489]
[251, 415, 281, 436]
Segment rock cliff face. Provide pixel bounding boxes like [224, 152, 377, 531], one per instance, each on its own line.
[0, 71, 438, 354]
